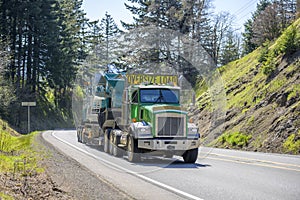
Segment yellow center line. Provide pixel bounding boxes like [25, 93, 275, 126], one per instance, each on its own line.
[199, 152, 300, 168]
[198, 156, 300, 172]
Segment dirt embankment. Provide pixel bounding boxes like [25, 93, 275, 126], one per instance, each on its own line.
[191, 49, 300, 154]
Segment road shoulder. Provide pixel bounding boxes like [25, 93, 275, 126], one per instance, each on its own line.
[37, 131, 133, 200]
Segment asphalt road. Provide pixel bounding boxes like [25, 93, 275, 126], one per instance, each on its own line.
[43, 130, 300, 200]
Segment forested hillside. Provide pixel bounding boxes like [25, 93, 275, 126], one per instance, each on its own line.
[0, 0, 87, 131]
[192, 19, 300, 154]
[0, 0, 298, 141]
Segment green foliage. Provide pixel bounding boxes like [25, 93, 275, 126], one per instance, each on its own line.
[0, 130, 32, 154]
[0, 120, 42, 174]
[287, 84, 300, 101]
[261, 50, 277, 76]
[220, 31, 240, 65]
[242, 0, 272, 54]
[275, 25, 300, 54]
[0, 0, 86, 130]
[259, 19, 300, 76]
[218, 132, 252, 148]
[283, 133, 300, 154]
[45, 88, 55, 105]
[196, 18, 299, 153]
[0, 192, 14, 200]
[243, 1, 297, 54]
[247, 116, 255, 125]
[258, 41, 270, 63]
[0, 40, 16, 120]
[74, 85, 84, 99]
[265, 77, 287, 94]
[194, 78, 208, 98]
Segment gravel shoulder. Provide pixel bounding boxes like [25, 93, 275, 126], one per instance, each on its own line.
[0, 132, 133, 200]
[37, 132, 134, 200]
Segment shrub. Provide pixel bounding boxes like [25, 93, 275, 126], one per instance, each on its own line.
[262, 55, 277, 76]
[276, 25, 300, 55]
[218, 132, 252, 148]
[283, 133, 300, 154]
[258, 46, 269, 63]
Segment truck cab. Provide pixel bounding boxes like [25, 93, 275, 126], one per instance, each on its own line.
[118, 84, 200, 163]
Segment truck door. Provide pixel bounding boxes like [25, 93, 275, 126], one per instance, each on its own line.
[131, 90, 139, 121]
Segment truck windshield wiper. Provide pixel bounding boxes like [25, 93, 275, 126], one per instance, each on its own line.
[154, 90, 164, 103]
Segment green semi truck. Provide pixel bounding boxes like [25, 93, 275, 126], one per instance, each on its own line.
[77, 71, 200, 163]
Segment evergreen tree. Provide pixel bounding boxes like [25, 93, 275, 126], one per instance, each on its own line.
[122, 0, 214, 60]
[0, 0, 86, 126]
[220, 31, 240, 66]
[242, 0, 271, 55]
[242, 0, 297, 54]
[99, 12, 121, 63]
[0, 39, 16, 120]
[251, 3, 281, 46]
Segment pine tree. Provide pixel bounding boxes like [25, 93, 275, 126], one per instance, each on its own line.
[46, 0, 85, 108]
[0, 0, 86, 126]
[0, 39, 16, 120]
[242, 0, 297, 54]
[242, 0, 271, 54]
[99, 12, 121, 63]
[251, 3, 281, 46]
[220, 31, 240, 66]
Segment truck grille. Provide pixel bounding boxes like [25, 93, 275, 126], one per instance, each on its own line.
[156, 115, 185, 137]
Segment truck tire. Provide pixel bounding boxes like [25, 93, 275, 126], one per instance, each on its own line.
[127, 136, 140, 162]
[109, 135, 114, 155]
[104, 129, 110, 153]
[111, 133, 122, 157]
[82, 133, 87, 144]
[182, 148, 198, 163]
[77, 130, 82, 143]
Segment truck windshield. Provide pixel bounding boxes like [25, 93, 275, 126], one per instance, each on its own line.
[140, 89, 179, 104]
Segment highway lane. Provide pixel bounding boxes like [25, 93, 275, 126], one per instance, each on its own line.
[43, 130, 300, 200]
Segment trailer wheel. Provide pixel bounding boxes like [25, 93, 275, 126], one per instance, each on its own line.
[104, 129, 110, 153]
[182, 148, 198, 163]
[127, 136, 140, 162]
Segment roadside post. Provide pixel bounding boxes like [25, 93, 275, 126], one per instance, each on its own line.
[21, 102, 36, 134]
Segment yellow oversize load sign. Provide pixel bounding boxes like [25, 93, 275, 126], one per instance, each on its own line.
[126, 74, 178, 86]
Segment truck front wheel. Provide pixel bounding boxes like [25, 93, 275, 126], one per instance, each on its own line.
[77, 129, 82, 143]
[104, 129, 110, 153]
[82, 132, 87, 144]
[182, 148, 198, 163]
[110, 133, 122, 157]
[127, 136, 140, 162]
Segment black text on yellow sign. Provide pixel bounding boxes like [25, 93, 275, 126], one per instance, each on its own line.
[126, 74, 178, 86]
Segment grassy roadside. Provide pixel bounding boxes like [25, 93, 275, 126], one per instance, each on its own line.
[0, 119, 44, 199]
[194, 19, 300, 154]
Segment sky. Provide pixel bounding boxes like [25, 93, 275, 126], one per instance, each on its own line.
[82, 0, 259, 32]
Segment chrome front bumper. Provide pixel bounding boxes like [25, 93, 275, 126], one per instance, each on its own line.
[138, 139, 200, 150]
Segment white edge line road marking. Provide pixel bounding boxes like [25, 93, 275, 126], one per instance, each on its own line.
[50, 131, 204, 200]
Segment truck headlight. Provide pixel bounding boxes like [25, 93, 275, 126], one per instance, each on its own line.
[188, 123, 200, 138]
[137, 126, 152, 138]
[188, 128, 198, 134]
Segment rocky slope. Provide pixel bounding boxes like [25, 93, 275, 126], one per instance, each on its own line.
[191, 19, 300, 154]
